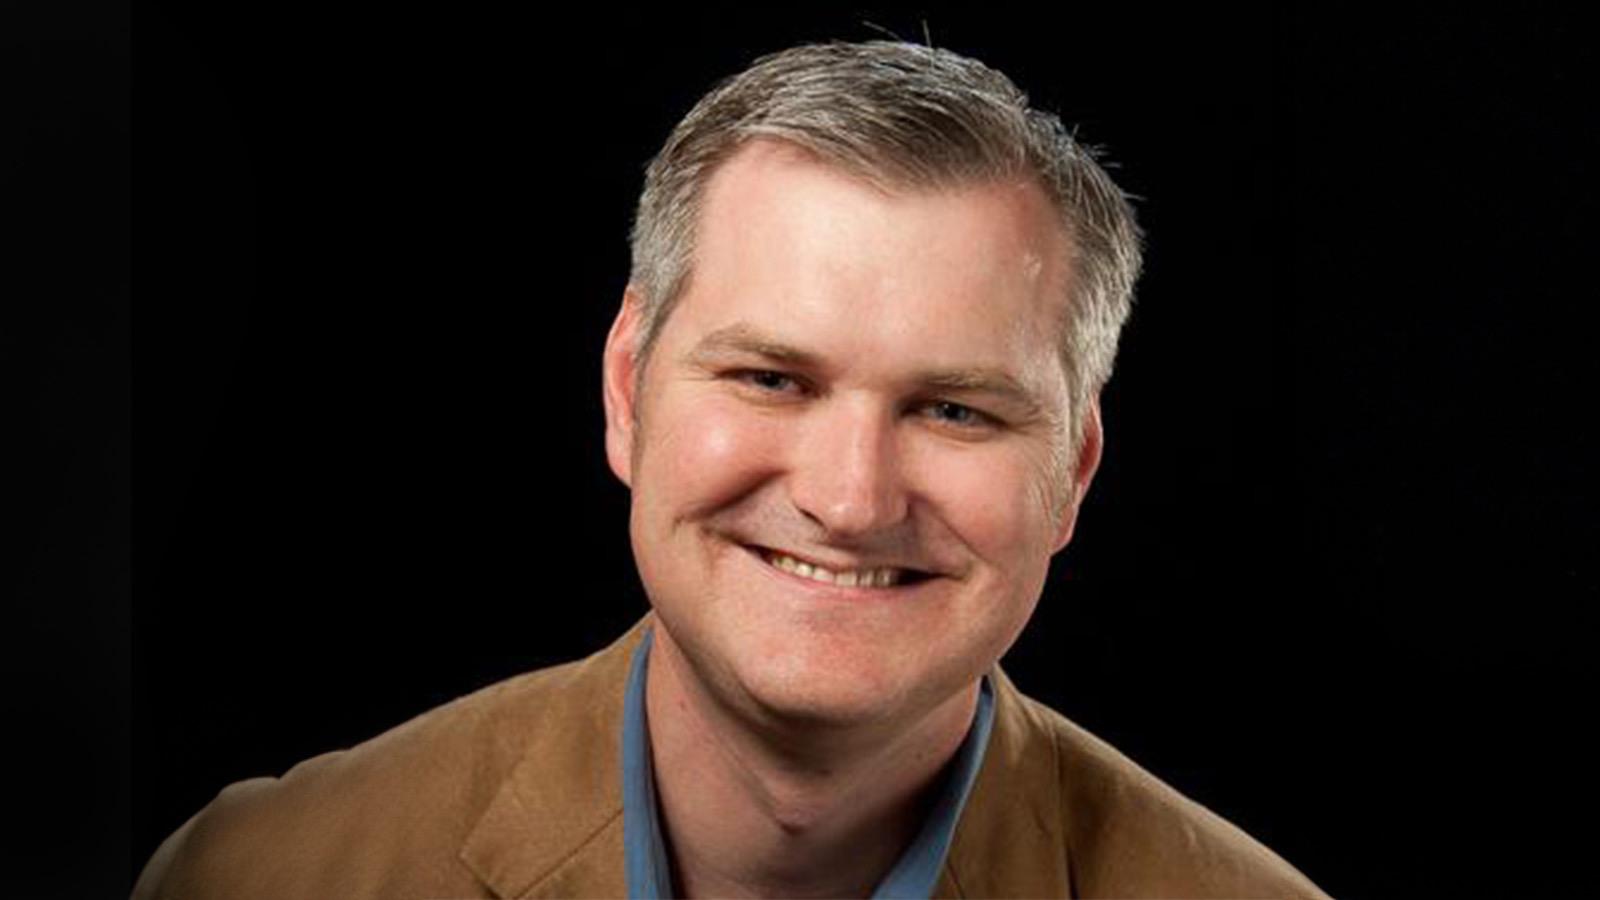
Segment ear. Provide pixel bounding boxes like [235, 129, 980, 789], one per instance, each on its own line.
[602, 287, 648, 488]
[1052, 395, 1104, 553]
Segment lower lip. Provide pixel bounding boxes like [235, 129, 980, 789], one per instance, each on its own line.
[741, 545, 927, 601]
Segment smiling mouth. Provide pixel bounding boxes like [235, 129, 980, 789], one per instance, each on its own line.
[747, 545, 936, 589]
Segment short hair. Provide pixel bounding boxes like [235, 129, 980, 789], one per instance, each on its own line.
[629, 40, 1142, 463]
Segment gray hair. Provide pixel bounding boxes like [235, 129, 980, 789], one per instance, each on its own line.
[628, 40, 1142, 463]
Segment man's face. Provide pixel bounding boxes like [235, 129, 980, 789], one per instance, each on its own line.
[603, 141, 1101, 732]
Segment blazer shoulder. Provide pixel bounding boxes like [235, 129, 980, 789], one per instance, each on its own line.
[134, 657, 600, 900]
[1016, 694, 1331, 900]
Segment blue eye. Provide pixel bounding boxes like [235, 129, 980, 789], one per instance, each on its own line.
[737, 370, 801, 393]
[929, 401, 985, 427]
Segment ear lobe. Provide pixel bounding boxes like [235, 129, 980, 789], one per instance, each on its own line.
[1052, 396, 1104, 553]
[602, 288, 647, 488]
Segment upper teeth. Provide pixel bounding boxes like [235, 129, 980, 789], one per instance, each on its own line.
[765, 552, 902, 588]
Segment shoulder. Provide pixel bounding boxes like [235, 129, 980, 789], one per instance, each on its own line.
[133, 650, 620, 900]
[1010, 689, 1330, 899]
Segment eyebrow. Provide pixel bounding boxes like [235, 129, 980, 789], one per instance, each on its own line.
[685, 323, 1056, 424]
[687, 323, 821, 369]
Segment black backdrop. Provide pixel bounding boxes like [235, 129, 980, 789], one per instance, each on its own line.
[17, 4, 1595, 897]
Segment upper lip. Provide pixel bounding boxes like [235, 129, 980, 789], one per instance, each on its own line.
[746, 543, 941, 578]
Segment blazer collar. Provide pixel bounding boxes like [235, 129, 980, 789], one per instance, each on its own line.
[460, 617, 650, 898]
[936, 665, 1075, 898]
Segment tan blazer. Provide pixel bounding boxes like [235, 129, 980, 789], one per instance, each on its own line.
[134, 617, 1329, 898]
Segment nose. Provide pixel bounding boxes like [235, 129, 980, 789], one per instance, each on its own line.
[787, 399, 909, 538]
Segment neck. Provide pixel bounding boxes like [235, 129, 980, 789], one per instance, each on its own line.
[645, 627, 979, 899]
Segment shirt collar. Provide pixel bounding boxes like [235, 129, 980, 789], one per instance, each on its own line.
[621, 626, 996, 899]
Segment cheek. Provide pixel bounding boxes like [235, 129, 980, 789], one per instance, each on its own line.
[928, 449, 1058, 655]
[918, 446, 1060, 566]
[639, 393, 788, 518]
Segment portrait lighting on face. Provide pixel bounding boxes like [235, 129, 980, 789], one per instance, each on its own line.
[603, 140, 1094, 737]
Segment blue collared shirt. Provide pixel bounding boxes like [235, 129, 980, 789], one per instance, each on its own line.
[622, 627, 996, 899]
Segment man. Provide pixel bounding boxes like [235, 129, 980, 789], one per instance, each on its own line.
[135, 41, 1328, 898]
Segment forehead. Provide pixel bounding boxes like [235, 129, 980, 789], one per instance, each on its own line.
[671, 141, 1074, 388]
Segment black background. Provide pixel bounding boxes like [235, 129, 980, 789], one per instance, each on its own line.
[10, 4, 1596, 897]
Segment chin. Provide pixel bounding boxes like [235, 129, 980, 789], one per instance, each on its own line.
[724, 638, 958, 733]
[742, 673, 895, 728]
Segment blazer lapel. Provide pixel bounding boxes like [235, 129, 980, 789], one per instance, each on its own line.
[937, 665, 1074, 898]
[460, 618, 651, 898]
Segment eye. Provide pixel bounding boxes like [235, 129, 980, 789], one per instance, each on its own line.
[924, 400, 994, 430]
[730, 369, 805, 395]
